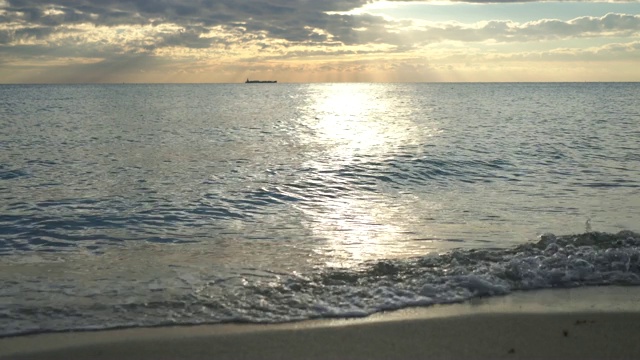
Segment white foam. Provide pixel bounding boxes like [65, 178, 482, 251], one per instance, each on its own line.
[2, 231, 640, 337]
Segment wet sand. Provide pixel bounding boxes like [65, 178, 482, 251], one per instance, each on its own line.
[2, 286, 640, 360]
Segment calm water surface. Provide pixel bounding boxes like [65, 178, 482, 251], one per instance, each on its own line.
[1, 83, 639, 335]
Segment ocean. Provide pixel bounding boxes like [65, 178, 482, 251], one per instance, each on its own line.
[1, 82, 639, 336]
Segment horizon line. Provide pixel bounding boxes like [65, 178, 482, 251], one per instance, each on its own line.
[2, 81, 639, 85]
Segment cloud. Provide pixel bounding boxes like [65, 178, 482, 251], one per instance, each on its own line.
[1, 0, 638, 54]
[1, 1, 371, 36]
[518, 13, 640, 39]
[1, 1, 639, 82]
[380, 13, 640, 46]
[0, 0, 399, 63]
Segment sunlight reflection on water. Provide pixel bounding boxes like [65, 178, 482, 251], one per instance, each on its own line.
[1, 83, 638, 270]
[290, 84, 444, 266]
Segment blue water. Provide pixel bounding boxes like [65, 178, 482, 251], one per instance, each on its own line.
[1, 83, 639, 336]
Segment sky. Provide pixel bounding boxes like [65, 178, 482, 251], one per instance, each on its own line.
[0, 0, 639, 83]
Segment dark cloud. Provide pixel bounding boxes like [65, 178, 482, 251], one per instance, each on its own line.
[0, 26, 58, 44]
[150, 27, 215, 49]
[2, 0, 375, 41]
[0, 0, 402, 63]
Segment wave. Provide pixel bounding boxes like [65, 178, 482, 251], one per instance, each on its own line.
[234, 231, 640, 319]
[2, 230, 639, 337]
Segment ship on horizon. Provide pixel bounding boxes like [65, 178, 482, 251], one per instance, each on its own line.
[245, 78, 277, 83]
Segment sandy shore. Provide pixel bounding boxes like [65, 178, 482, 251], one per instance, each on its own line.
[2, 286, 640, 360]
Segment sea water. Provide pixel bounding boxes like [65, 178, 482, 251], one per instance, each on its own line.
[0, 82, 639, 336]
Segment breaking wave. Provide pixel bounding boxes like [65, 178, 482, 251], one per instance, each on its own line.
[3, 230, 640, 337]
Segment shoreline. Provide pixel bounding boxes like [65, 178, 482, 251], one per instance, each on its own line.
[2, 286, 640, 359]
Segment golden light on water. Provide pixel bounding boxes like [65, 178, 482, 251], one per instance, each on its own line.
[308, 84, 392, 158]
[307, 195, 407, 267]
[294, 84, 441, 267]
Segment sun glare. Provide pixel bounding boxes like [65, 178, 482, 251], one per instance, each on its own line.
[290, 84, 441, 267]
[309, 85, 390, 159]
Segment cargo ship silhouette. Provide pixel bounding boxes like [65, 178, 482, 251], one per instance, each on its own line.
[245, 78, 277, 83]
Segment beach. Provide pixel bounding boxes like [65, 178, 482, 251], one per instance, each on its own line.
[2, 286, 639, 360]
